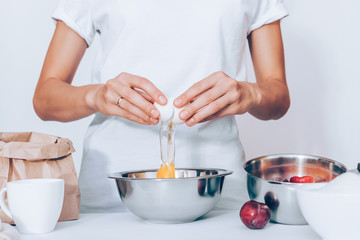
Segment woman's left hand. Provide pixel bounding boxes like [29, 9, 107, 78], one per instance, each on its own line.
[173, 71, 258, 126]
[174, 21, 291, 126]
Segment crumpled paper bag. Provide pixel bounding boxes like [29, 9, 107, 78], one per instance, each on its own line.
[0, 132, 80, 224]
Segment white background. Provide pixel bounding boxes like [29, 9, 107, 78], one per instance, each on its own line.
[0, 0, 359, 174]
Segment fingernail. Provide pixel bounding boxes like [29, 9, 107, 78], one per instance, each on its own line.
[180, 111, 188, 119]
[150, 117, 158, 124]
[174, 98, 182, 106]
[151, 109, 159, 118]
[159, 96, 166, 104]
[187, 118, 195, 125]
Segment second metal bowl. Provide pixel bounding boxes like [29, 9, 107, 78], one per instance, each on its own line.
[244, 154, 347, 225]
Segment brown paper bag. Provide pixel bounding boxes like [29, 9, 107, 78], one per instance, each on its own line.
[0, 132, 80, 223]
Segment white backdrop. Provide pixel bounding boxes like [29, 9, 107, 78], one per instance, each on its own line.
[1, 0, 359, 173]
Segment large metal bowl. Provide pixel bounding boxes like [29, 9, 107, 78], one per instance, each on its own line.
[109, 168, 232, 223]
[244, 154, 347, 225]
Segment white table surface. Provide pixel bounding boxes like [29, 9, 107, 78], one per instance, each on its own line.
[19, 210, 321, 240]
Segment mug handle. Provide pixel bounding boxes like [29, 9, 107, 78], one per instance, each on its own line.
[0, 188, 13, 219]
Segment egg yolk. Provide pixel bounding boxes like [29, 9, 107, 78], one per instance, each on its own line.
[157, 162, 175, 178]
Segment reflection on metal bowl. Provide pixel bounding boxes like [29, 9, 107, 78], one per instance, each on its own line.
[244, 154, 347, 225]
[109, 168, 232, 223]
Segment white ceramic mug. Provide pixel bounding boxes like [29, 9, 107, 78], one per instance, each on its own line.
[0, 178, 64, 235]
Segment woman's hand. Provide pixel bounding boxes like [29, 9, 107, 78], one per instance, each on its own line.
[34, 21, 167, 125]
[173, 71, 258, 126]
[88, 72, 167, 125]
[174, 20, 290, 126]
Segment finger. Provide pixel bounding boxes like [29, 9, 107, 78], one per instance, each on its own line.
[121, 88, 161, 119]
[135, 89, 153, 102]
[174, 72, 231, 108]
[107, 104, 152, 125]
[102, 82, 156, 123]
[185, 96, 229, 126]
[178, 87, 227, 121]
[173, 79, 216, 108]
[118, 98, 158, 125]
[111, 82, 160, 119]
[199, 89, 249, 123]
[121, 73, 167, 105]
[199, 107, 232, 123]
[102, 84, 121, 106]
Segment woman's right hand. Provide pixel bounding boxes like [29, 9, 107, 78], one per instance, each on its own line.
[88, 72, 167, 125]
[34, 21, 167, 124]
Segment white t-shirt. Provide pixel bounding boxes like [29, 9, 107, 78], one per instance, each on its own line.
[52, 0, 288, 212]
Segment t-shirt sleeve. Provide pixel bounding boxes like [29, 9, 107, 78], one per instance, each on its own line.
[248, 0, 289, 35]
[52, 0, 96, 47]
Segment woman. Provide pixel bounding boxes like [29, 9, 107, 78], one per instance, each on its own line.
[33, 0, 290, 212]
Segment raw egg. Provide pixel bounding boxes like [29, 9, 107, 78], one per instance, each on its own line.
[154, 99, 174, 123]
[156, 162, 175, 178]
[172, 105, 185, 125]
[154, 97, 186, 125]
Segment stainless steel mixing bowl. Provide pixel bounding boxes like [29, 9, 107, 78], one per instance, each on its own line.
[244, 154, 347, 225]
[109, 168, 232, 223]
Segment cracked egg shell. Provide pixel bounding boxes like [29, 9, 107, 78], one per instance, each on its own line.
[154, 100, 174, 123]
[172, 105, 186, 125]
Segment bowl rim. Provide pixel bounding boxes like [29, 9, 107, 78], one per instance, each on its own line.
[243, 153, 347, 185]
[108, 167, 233, 181]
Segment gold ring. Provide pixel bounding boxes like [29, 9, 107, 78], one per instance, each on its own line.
[116, 98, 123, 107]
